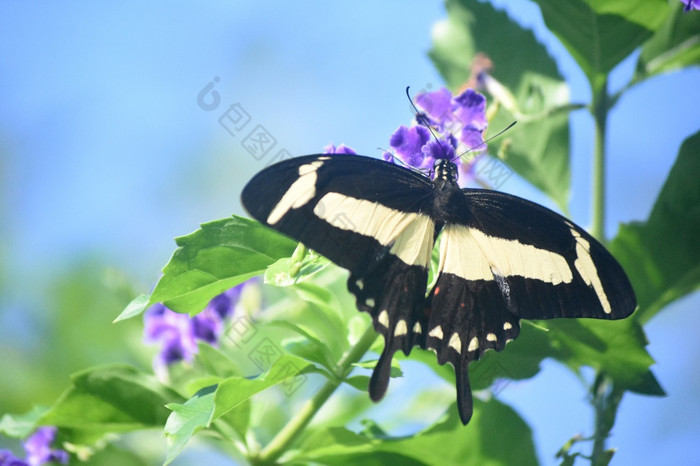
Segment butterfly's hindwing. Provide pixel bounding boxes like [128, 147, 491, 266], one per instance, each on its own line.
[418, 189, 635, 423]
[424, 227, 523, 424]
[347, 253, 430, 401]
[424, 274, 523, 424]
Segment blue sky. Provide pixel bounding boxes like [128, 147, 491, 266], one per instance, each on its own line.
[1, 2, 699, 465]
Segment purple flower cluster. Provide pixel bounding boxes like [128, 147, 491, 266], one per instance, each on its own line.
[681, 0, 699, 11]
[319, 88, 488, 187]
[384, 87, 488, 185]
[144, 281, 254, 367]
[0, 427, 68, 466]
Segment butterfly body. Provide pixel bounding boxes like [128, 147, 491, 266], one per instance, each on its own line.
[241, 153, 635, 424]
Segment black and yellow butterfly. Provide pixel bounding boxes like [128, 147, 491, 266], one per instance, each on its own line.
[241, 153, 635, 424]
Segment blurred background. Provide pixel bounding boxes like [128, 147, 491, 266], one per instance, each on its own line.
[1, 1, 699, 465]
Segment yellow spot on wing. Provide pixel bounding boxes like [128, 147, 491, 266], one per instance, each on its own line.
[428, 326, 443, 339]
[267, 161, 324, 224]
[448, 333, 462, 353]
[571, 228, 612, 314]
[439, 225, 573, 284]
[394, 319, 408, 336]
[378, 310, 389, 328]
[313, 192, 434, 267]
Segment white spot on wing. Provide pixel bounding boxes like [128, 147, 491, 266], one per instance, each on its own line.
[413, 322, 422, 334]
[394, 319, 408, 336]
[313, 192, 434, 267]
[468, 336, 479, 352]
[428, 326, 443, 339]
[267, 161, 324, 225]
[365, 297, 375, 307]
[439, 225, 573, 284]
[486, 333, 497, 342]
[355, 279, 364, 290]
[503, 322, 512, 330]
[448, 333, 462, 353]
[378, 310, 389, 328]
[570, 228, 612, 314]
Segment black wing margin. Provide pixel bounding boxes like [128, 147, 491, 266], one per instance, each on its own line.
[241, 154, 437, 401]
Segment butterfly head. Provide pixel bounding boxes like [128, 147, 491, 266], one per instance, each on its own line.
[433, 158, 459, 183]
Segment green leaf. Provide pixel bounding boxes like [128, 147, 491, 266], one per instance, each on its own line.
[531, 0, 669, 83]
[219, 400, 251, 442]
[282, 336, 335, 374]
[635, 1, 700, 83]
[40, 364, 182, 433]
[545, 319, 664, 395]
[113, 293, 150, 322]
[0, 406, 48, 438]
[353, 358, 403, 379]
[163, 355, 313, 464]
[430, 0, 571, 210]
[609, 131, 700, 323]
[298, 398, 537, 466]
[195, 342, 243, 379]
[264, 254, 329, 286]
[213, 354, 314, 418]
[164, 385, 217, 465]
[469, 322, 550, 390]
[344, 375, 370, 391]
[149, 216, 296, 314]
[283, 280, 351, 360]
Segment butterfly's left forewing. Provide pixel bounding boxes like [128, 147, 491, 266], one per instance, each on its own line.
[241, 154, 437, 399]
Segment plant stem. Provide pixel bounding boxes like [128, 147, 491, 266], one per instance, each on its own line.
[254, 326, 378, 464]
[589, 76, 620, 465]
[591, 76, 609, 242]
[590, 374, 623, 466]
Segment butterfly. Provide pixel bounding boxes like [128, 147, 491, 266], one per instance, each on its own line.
[240, 153, 636, 424]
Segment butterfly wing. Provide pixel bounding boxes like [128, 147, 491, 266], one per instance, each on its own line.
[241, 154, 437, 400]
[459, 190, 636, 320]
[422, 189, 636, 424]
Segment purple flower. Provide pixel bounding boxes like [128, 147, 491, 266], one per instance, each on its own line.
[144, 303, 198, 364]
[681, 0, 699, 11]
[389, 125, 432, 169]
[452, 89, 488, 149]
[386, 87, 489, 185]
[23, 427, 68, 466]
[0, 450, 28, 466]
[323, 143, 356, 154]
[414, 88, 487, 150]
[144, 280, 256, 367]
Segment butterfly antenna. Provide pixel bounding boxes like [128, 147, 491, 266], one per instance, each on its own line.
[405, 86, 450, 160]
[452, 120, 517, 163]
